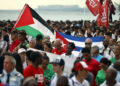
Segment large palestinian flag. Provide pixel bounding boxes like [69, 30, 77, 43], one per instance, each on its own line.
[13, 4, 54, 40]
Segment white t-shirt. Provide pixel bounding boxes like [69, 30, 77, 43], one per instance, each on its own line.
[23, 61, 27, 69]
[103, 47, 114, 60]
[61, 53, 77, 58]
[69, 76, 90, 86]
[100, 81, 120, 86]
[50, 73, 58, 86]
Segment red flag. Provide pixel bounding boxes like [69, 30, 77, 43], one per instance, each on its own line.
[97, 0, 109, 28]
[86, 0, 101, 16]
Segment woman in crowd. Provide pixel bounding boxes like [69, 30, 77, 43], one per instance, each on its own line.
[44, 42, 53, 52]
[12, 53, 23, 74]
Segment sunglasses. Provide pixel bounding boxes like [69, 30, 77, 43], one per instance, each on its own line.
[85, 43, 91, 45]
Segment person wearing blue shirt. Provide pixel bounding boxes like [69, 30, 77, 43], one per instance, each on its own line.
[0, 55, 23, 86]
[91, 46, 104, 62]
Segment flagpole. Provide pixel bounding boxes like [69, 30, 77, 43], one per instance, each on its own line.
[83, 6, 86, 26]
[107, 0, 109, 28]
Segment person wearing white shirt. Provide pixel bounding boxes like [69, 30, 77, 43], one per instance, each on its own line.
[61, 42, 76, 58]
[102, 39, 114, 60]
[69, 61, 90, 86]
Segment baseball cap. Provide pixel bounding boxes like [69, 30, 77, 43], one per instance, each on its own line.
[18, 48, 26, 54]
[51, 58, 65, 66]
[73, 61, 88, 71]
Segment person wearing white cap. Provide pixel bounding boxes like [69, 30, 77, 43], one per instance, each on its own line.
[18, 48, 27, 69]
[69, 61, 89, 86]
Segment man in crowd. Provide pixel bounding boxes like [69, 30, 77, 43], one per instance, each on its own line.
[78, 38, 92, 60]
[0, 32, 7, 56]
[69, 61, 89, 86]
[43, 35, 50, 44]
[0, 54, 23, 86]
[101, 68, 120, 86]
[2, 27, 9, 43]
[14, 30, 28, 53]
[102, 39, 114, 59]
[91, 46, 103, 62]
[35, 34, 44, 50]
[61, 42, 76, 58]
[52, 39, 65, 55]
[41, 55, 54, 86]
[50, 58, 65, 86]
[109, 38, 115, 51]
[82, 47, 100, 86]
[27, 39, 36, 49]
[110, 44, 120, 63]
[105, 32, 112, 41]
[9, 30, 20, 53]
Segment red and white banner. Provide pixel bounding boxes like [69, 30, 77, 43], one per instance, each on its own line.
[86, 0, 101, 16]
[97, 0, 109, 28]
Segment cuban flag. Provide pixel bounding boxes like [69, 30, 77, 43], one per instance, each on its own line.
[56, 31, 104, 55]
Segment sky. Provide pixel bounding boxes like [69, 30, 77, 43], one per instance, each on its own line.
[0, 0, 119, 10]
[0, 0, 86, 10]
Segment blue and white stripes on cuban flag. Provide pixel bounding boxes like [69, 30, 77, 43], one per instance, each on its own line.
[56, 31, 105, 52]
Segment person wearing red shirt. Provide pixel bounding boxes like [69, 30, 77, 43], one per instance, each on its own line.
[23, 51, 44, 86]
[9, 30, 20, 52]
[52, 39, 65, 55]
[82, 47, 100, 86]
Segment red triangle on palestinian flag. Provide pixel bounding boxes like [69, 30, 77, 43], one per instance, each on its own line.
[15, 4, 34, 28]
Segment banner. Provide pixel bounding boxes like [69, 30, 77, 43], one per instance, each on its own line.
[86, 0, 101, 16]
[97, 0, 109, 28]
[56, 31, 104, 55]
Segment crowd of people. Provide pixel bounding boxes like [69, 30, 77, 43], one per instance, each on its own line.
[0, 19, 120, 86]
